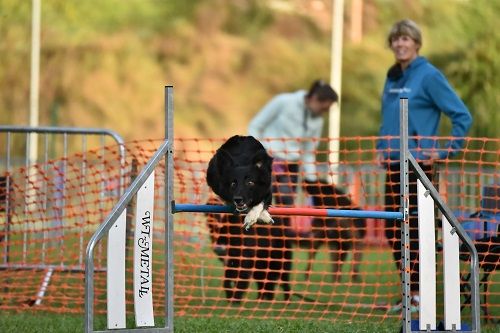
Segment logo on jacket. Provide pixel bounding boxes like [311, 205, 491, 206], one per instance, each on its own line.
[389, 87, 412, 94]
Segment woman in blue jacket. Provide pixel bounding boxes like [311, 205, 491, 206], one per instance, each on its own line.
[377, 19, 472, 312]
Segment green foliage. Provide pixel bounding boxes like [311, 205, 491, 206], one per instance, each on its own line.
[0, 0, 498, 141]
[430, 0, 500, 139]
[340, 41, 390, 136]
[223, 0, 275, 37]
[44, 0, 202, 39]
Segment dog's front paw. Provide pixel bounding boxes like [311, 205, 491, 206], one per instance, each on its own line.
[243, 211, 259, 230]
[258, 209, 274, 224]
[242, 203, 272, 230]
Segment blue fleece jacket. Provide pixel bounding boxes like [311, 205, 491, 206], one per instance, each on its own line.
[377, 56, 472, 162]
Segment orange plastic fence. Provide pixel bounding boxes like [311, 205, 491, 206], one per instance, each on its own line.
[0, 137, 498, 324]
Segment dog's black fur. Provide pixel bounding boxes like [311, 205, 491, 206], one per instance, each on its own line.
[206, 136, 293, 301]
[206, 135, 274, 229]
[303, 180, 367, 282]
[206, 180, 366, 302]
[206, 199, 292, 302]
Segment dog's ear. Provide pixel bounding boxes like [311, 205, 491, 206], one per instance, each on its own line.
[216, 149, 234, 172]
[252, 150, 272, 169]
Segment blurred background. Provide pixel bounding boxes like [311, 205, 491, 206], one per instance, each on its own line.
[1, 2, 499, 330]
[1, 0, 498, 141]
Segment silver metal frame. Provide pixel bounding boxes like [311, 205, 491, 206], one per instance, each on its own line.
[400, 98, 412, 331]
[0, 126, 126, 307]
[165, 86, 175, 333]
[399, 99, 481, 333]
[84, 86, 174, 333]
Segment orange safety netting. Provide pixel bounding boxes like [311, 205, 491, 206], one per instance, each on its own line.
[0, 136, 498, 323]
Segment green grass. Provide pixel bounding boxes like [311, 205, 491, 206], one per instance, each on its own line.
[2, 233, 499, 331]
[2, 312, 500, 333]
[168, 246, 402, 317]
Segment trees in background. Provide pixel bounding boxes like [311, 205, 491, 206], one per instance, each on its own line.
[0, 0, 498, 140]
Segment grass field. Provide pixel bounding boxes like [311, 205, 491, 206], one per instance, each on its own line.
[2, 230, 499, 332]
[1, 237, 499, 332]
[2, 312, 500, 333]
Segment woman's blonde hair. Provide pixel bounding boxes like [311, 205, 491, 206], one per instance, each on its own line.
[387, 19, 422, 49]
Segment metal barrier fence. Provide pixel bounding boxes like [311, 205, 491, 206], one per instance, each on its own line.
[0, 125, 125, 306]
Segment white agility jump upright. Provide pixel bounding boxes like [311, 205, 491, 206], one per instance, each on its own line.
[417, 179, 437, 329]
[133, 171, 155, 327]
[85, 86, 175, 333]
[106, 171, 156, 330]
[399, 98, 481, 333]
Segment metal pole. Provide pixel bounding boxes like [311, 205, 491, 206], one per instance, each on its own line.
[328, 0, 344, 184]
[29, 0, 41, 163]
[173, 204, 403, 220]
[3, 133, 12, 266]
[400, 98, 411, 333]
[165, 86, 174, 333]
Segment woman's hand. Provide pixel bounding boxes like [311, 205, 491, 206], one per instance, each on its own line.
[421, 151, 441, 166]
[376, 153, 387, 167]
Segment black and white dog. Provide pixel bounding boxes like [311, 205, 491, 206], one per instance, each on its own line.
[206, 135, 294, 301]
[206, 135, 274, 230]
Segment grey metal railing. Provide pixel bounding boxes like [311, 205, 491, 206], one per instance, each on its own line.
[0, 125, 125, 269]
[84, 86, 174, 333]
[399, 98, 480, 333]
[0, 125, 126, 308]
[84, 139, 170, 333]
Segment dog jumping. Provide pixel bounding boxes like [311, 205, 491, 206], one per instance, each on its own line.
[206, 135, 274, 230]
[205, 136, 365, 301]
[206, 135, 293, 301]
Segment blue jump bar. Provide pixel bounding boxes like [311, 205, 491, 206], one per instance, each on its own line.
[173, 204, 403, 220]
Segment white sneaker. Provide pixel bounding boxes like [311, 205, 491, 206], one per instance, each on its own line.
[410, 294, 420, 313]
[388, 295, 419, 313]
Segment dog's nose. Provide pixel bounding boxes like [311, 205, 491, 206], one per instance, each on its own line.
[233, 197, 244, 206]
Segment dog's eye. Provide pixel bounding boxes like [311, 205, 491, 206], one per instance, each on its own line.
[230, 181, 236, 188]
[246, 181, 255, 186]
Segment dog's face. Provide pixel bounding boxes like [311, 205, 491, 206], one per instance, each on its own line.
[215, 149, 272, 212]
